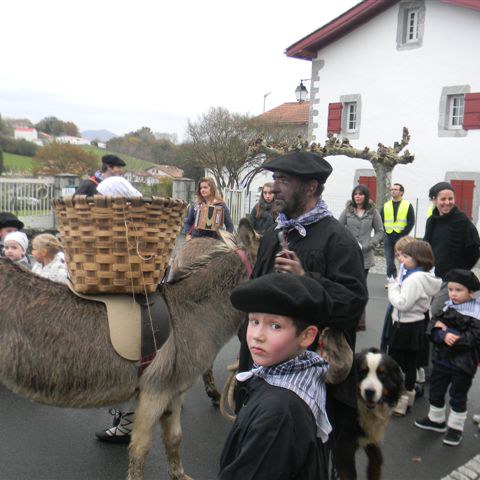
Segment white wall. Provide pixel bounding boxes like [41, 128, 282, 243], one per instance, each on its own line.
[310, 1, 480, 230]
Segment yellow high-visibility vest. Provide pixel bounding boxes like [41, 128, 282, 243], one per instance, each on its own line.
[383, 199, 410, 234]
[427, 203, 434, 218]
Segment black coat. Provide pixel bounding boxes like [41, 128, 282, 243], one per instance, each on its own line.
[249, 198, 275, 235]
[424, 206, 480, 280]
[238, 216, 368, 410]
[428, 308, 480, 377]
[219, 377, 328, 480]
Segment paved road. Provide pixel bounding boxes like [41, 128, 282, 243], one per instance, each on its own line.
[1, 273, 480, 480]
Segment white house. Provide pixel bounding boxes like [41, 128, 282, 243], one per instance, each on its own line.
[146, 165, 184, 178]
[55, 136, 91, 146]
[286, 0, 480, 235]
[14, 127, 38, 142]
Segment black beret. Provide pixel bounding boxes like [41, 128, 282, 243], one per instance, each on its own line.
[230, 273, 331, 325]
[263, 151, 333, 183]
[445, 269, 480, 292]
[0, 212, 24, 230]
[102, 154, 126, 167]
[428, 182, 454, 199]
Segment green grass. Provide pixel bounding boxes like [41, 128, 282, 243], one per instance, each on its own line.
[81, 146, 156, 172]
[3, 152, 35, 173]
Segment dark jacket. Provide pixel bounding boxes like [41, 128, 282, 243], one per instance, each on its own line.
[424, 206, 480, 280]
[238, 216, 368, 409]
[219, 377, 328, 480]
[76, 176, 100, 196]
[428, 308, 480, 377]
[183, 201, 234, 238]
[249, 197, 275, 235]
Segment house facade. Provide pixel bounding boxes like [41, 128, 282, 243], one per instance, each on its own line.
[286, 0, 480, 235]
[14, 127, 38, 142]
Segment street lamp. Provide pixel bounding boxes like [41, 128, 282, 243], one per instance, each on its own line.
[263, 92, 271, 112]
[295, 80, 309, 103]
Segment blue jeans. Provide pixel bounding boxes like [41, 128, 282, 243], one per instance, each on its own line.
[384, 234, 398, 278]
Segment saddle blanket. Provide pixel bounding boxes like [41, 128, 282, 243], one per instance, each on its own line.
[68, 282, 141, 361]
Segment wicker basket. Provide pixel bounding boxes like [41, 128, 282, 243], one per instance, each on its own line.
[53, 195, 187, 294]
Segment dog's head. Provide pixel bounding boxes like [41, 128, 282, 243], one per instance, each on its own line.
[355, 347, 404, 409]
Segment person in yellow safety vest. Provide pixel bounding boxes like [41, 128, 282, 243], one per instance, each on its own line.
[380, 183, 415, 278]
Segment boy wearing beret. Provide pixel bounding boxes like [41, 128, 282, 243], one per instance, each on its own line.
[415, 269, 480, 446]
[219, 273, 331, 480]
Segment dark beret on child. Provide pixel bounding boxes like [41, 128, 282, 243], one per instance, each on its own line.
[0, 212, 24, 230]
[262, 151, 333, 183]
[428, 182, 454, 199]
[102, 154, 126, 167]
[445, 269, 480, 292]
[230, 273, 331, 325]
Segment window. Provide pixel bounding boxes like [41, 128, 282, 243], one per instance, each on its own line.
[438, 85, 470, 137]
[406, 8, 419, 43]
[345, 103, 357, 132]
[396, 1, 425, 51]
[339, 94, 361, 138]
[449, 95, 464, 129]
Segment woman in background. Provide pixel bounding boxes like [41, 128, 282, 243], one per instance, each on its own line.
[183, 177, 234, 240]
[250, 182, 275, 235]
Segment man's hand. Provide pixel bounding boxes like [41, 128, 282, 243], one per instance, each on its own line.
[444, 332, 460, 346]
[274, 250, 305, 275]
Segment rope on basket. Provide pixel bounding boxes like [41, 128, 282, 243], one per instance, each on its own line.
[121, 203, 158, 352]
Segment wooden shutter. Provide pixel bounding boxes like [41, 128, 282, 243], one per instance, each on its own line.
[327, 103, 342, 135]
[451, 179, 474, 219]
[463, 93, 480, 130]
[358, 176, 377, 203]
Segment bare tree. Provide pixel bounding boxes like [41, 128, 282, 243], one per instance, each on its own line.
[247, 127, 414, 205]
[186, 107, 261, 192]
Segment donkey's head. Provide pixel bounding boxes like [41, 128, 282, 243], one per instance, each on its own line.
[219, 217, 261, 265]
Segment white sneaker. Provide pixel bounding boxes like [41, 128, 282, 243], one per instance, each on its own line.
[472, 414, 480, 424]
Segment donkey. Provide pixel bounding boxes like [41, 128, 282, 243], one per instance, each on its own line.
[0, 227, 257, 480]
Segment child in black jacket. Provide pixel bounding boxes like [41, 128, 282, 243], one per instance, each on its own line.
[415, 269, 480, 446]
[219, 273, 331, 480]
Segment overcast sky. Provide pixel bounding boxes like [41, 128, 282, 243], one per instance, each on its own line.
[0, 0, 358, 140]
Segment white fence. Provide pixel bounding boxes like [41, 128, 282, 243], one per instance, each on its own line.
[0, 177, 57, 229]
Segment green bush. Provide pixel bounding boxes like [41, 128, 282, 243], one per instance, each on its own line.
[0, 135, 38, 156]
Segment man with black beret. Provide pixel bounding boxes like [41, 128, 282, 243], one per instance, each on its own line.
[219, 273, 330, 480]
[235, 151, 368, 473]
[76, 154, 126, 196]
[0, 212, 24, 255]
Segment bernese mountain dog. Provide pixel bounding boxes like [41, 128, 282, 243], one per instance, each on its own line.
[336, 347, 404, 480]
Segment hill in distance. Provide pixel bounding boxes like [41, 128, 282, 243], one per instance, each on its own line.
[81, 129, 117, 142]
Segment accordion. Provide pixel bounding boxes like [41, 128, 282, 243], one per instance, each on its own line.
[194, 204, 224, 231]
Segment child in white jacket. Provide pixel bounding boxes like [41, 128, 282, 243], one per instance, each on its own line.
[387, 240, 442, 416]
[31, 234, 68, 285]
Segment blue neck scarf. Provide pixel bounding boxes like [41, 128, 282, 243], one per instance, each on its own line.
[236, 351, 331, 442]
[275, 199, 333, 237]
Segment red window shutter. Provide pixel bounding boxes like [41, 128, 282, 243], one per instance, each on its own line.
[358, 176, 377, 203]
[451, 179, 474, 219]
[327, 103, 342, 135]
[463, 93, 480, 130]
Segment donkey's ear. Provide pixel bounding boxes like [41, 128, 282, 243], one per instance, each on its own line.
[238, 218, 258, 247]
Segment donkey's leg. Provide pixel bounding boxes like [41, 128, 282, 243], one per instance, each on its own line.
[160, 393, 192, 480]
[127, 392, 169, 480]
[202, 366, 221, 407]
